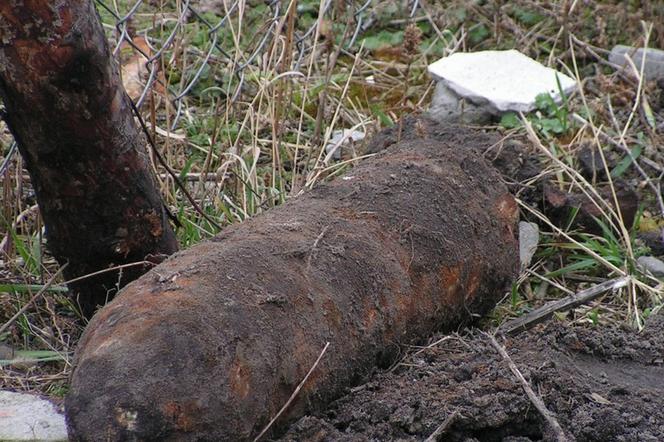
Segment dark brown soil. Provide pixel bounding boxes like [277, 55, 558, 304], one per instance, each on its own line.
[277, 314, 664, 442]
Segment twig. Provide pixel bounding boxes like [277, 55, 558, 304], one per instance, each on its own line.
[423, 411, 459, 442]
[0, 264, 68, 336]
[128, 98, 222, 231]
[306, 226, 330, 272]
[253, 341, 330, 442]
[499, 277, 630, 335]
[0, 204, 39, 253]
[485, 333, 569, 442]
[62, 260, 159, 286]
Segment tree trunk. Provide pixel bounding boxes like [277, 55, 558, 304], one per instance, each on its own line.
[0, 1, 178, 317]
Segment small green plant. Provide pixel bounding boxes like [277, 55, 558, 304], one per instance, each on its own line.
[587, 308, 600, 325]
[500, 97, 570, 139]
[534, 93, 568, 134]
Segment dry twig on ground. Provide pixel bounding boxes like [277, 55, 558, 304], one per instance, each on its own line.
[485, 332, 570, 442]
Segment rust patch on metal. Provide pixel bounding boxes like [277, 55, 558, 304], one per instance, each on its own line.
[494, 193, 518, 223]
[322, 299, 342, 328]
[464, 264, 482, 303]
[440, 265, 462, 304]
[493, 193, 519, 239]
[229, 355, 252, 399]
[162, 400, 200, 432]
[363, 306, 378, 331]
[145, 210, 164, 237]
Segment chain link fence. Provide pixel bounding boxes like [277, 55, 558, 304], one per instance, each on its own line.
[94, 0, 421, 129]
[1, 0, 435, 247]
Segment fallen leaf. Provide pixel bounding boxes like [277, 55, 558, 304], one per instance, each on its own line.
[590, 392, 612, 405]
[119, 36, 152, 101]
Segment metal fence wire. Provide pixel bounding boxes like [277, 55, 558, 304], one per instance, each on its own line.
[94, 0, 420, 132]
[2, 0, 443, 231]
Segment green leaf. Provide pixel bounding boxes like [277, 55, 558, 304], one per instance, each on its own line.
[454, 7, 467, 22]
[539, 118, 565, 134]
[610, 144, 642, 178]
[361, 30, 404, 51]
[642, 96, 656, 129]
[179, 156, 196, 181]
[0, 283, 68, 294]
[513, 7, 545, 26]
[370, 104, 394, 127]
[546, 258, 597, 277]
[500, 112, 520, 129]
[468, 24, 490, 45]
[535, 93, 556, 113]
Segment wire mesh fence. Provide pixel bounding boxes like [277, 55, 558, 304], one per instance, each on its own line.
[0, 0, 439, 254]
[95, 0, 421, 129]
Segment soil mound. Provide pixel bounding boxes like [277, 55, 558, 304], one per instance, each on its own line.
[278, 315, 664, 441]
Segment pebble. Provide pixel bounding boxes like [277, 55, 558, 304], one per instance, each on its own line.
[519, 221, 540, 270]
[637, 256, 664, 278]
[427, 81, 492, 124]
[609, 45, 664, 81]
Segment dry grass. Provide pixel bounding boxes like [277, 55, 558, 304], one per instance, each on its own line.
[0, 0, 663, 398]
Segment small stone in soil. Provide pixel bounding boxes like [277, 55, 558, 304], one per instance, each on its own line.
[0, 390, 68, 441]
[637, 255, 664, 277]
[609, 45, 664, 81]
[519, 221, 539, 270]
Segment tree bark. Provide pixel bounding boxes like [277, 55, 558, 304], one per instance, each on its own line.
[0, 1, 178, 317]
[66, 123, 519, 441]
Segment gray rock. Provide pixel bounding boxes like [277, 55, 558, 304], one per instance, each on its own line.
[427, 82, 493, 124]
[637, 256, 664, 278]
[428, 50, 576, 114]
[519, 221, 539, 270]
[0, 391, 67, 441]
[609, 45, 664, 81]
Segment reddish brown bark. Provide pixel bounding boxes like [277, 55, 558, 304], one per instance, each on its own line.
[66, 124, 519, 441]
[0, 1, 178, 317]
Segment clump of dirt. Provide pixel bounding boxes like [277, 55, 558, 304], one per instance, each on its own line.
[277, 314, 664, 441]
[363, 115, 542, 200]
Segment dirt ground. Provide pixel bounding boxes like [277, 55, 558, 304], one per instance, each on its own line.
[276, 314, 664, 442]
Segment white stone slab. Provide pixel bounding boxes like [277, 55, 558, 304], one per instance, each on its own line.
[0, 391, 68, 441]
[428, 50, 577, 113]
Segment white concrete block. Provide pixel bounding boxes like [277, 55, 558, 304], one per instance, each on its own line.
[428, 50, 577, 113]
